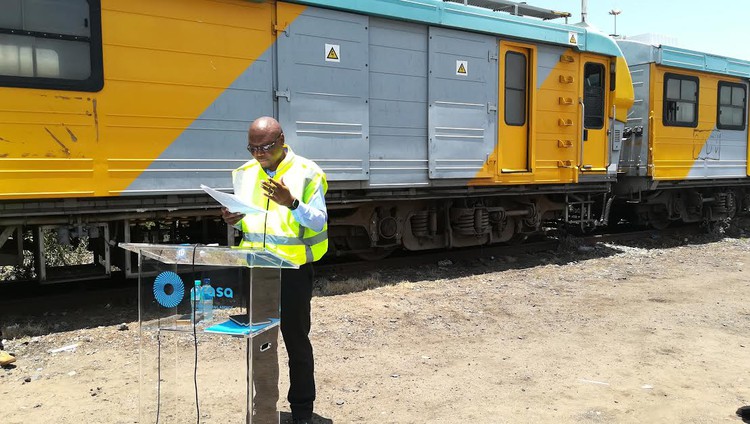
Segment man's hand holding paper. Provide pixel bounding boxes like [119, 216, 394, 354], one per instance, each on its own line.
[201, 184, 268, 216]
[221, 207, 245, 226]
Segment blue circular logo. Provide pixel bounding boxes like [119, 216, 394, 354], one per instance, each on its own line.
[153, 271, 185, 308]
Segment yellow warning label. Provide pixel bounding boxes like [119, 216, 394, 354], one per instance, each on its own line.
[456, 60, 468, 76]
[325, 43, 340, 62]
[568, 32, 578, 45]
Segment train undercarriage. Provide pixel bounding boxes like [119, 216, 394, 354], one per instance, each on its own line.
[611, 178, 750, 229]
[2, 180, 748, 283]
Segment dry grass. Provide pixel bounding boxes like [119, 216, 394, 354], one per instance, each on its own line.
[1, 321, 51, 340]
[0, 230, 92, 281]
[316, 273, 386, 296]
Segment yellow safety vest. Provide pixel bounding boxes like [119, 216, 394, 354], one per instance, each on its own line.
[233, 147, 328, 265]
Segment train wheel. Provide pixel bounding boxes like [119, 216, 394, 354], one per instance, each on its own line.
[345, 236, 396, 261]
[647, 207, 671, 230]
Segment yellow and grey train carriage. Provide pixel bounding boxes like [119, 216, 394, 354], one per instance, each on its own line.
[614, 40, 750, 228]
[0, 0, 633, 282]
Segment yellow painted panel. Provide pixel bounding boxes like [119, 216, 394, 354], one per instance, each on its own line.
[535, 88, 580, 113]
[105, 0, 271, 29]
[524, 49, 581, 184]
[0, 94, 97, 157]
[535, 110, 578, 133]
[104, 8, 270, 58]
[0, 158, 95, 197]
[0, 89, 99, 197]
[650, 65, 744, 180]
[1, 158, 93, 170]
[614, 56, 634, 122]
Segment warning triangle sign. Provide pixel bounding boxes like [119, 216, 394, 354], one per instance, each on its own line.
[457, 63, 467, 74]
[569, 33, 577, 44]
[327, 47, 339, 60]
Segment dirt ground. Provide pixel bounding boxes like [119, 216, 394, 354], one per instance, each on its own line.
[2, 231, 750, 423]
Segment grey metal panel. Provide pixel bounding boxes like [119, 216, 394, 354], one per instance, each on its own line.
[620, 63, 650, 177]
[535, 44, 568, 90]
[428, 26, 497, 179]
[608, 120, 625, 176]
[368, 18, 429, 187]
[617, 40, 658, 67]
[688, 129, 748, 179]
[619, 39, 750, 79]
[123, 47, 274, 194]
[277, 7, 369, 181]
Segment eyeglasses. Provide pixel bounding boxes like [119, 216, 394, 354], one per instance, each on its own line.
[247, 133, 282, 155]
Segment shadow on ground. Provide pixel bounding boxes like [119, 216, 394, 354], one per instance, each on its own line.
[314, 225, 739, 297]
[737, 406, 750, 423]
[0, 223, 745, 337]
[280, 411, 333, 424]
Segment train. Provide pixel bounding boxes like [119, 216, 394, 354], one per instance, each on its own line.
[613, 40, 750, 228]
[0, 0, 748, 282]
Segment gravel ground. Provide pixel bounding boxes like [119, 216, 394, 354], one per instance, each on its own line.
[2, 230, 750, 423]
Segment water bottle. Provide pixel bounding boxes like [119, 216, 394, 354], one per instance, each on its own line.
[201, 278, 214, 322]
[190, 279, 203, 321]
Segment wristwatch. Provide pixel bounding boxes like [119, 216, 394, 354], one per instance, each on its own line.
[289, 198, 300, 210]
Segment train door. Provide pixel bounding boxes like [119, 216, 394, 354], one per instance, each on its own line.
[275, 3, 370, 182]
[498, 43, 531, 173]
[427, 26, 497, 180]
[579, 55, 609, 172]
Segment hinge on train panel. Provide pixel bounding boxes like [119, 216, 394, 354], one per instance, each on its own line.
[272, 23, 289, 36]
[488, 51, 498, 61]
[487, 103, 497, 114]
[275, 90, 290, 102]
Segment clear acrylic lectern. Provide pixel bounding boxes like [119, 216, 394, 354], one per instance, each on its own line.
[119, 243, 299, 424]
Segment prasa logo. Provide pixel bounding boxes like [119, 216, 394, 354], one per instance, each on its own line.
[205, 286, 234, 299]
[215, 287, 234, 298]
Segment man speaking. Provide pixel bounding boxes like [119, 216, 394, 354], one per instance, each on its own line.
[222, 116, 327, 424]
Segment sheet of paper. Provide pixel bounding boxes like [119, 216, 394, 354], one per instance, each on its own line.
[200, 184, 267, 215]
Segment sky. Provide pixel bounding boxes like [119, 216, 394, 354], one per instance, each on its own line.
[526, 0, 750, 61]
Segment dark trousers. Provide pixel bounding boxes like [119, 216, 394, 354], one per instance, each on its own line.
[280, 263, 316, 419]
[251, 263, 315, 420]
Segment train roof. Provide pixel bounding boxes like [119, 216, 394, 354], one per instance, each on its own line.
[442, 0, 571, 21]
[286, 0, 624, 58]
[617, 39, 750, 78]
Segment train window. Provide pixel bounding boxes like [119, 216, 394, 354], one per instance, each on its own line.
[0, 0, 102, 91]
[583, 63, 605, 129]
[663, 73, 699, 127]
[504, 51, 527, 126]
[717, 82, 746, 130]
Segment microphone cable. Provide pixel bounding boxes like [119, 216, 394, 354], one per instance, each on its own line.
[154, 330, 162, 424]
[191, 244, 201, 424]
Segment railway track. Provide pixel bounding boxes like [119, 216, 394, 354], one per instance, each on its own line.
[0, 224, 706, 319]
